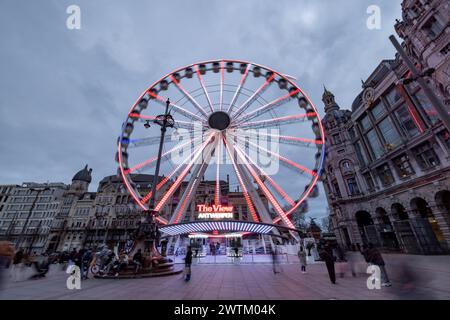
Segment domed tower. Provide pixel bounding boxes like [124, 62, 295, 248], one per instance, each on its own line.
[70, 164, 92, 193]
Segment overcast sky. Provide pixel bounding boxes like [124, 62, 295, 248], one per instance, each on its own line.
[0, 0, 403, 222]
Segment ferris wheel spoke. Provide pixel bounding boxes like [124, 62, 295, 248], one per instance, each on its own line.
[227, 64, 251, 114]
[222, 137, 259, 222]
[232, 142, 294, 228]
[214, 133, 222, 205]
[232, 73, 276, 119]
[231, 130, 323, 149]
[148, 91, 206, 123]
[195, 65, 215, 113]
[232, 89, 300, 126]
[171, 145, 214, 224]
[154, 134, 215, 212]
[139, 138, 207, 205]
[236, 113, 314, 130]
[170, 75, 209, 118]
[233, 143, 295, 207]
[125, 135, 201, 174]
[219, 61, 225, 111]
[229, 132, 317, 177]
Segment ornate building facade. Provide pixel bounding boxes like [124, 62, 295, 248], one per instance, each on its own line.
[322, 0, 450, 255]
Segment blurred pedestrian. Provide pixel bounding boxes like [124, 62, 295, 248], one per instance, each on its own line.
[81, 249, 92, 280]
[271, 246, 281, 274]
[298, 246, 307, 274]
[368, 243, 391, 287]
[184, 246, 193, 281]
[320, 245, 336, 284]
[132, 249, 143, 274]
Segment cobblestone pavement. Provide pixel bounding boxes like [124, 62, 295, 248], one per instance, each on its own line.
[1, 254, 449, 300]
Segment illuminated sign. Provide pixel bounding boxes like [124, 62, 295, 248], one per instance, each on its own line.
[197, 204, 234, 219]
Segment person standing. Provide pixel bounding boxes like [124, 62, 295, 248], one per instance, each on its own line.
[184, 246, 193, 281]
[320, 245, 336, 284]
[298, 246, 307, 274]
[368, 243, 392, 287]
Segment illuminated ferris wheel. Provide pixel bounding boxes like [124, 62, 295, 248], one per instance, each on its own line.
[116, 59, 325, 234]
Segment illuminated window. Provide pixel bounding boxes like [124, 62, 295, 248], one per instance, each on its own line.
[393, 154, 415, 178]
[376, 164, 395, 187]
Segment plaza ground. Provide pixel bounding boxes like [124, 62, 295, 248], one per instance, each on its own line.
[1, 254, 449, 300]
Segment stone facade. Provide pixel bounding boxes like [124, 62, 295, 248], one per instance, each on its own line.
[321, 0, 450, 255]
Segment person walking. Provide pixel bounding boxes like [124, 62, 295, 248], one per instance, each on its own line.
[271, 246, 281, 274]
[184, 246, 193, 281]
[368, 243, 392, 287]
[298, 246, 307, 274]
[132, 249, 143, 275]
[320, 245, 336, 284]
[81, 249, 92, 280]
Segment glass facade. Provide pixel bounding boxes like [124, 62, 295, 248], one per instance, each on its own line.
[354, 141, 368, 166]
[395, 104, 420, 138]
[366, 129, 383, 159]
[378, 117, 402, 147]
[385, 87, 401, 106]
[413, 90, 439, 124]
[371, 101, 386, 120]
[360, 116, 371, 131]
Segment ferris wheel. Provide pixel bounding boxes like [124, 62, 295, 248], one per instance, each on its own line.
[116, 59, 325, 232]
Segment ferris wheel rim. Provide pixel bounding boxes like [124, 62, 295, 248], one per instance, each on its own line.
[117, 59, 326, 227]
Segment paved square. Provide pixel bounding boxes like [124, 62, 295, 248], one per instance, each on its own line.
[1, 254, 449, 300]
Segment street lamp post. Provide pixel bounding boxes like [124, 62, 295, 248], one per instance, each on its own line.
[389, 35, 450, 132]
[142, 99, 175, 244]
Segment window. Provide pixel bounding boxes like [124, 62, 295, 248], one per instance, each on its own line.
[395, 105, 419, 138]
[348, 127, 356, 140]
[413, 143, 440, 170]
[360, 116, 371, 132]
[393, 154, 415, 178]
[332, 181, 341, 198]
[333, 134, 342, 145]
[412, 90, 439, 124]
[371, 102, 386, 120]
[385, 87, 401, 107]
[363, 173, 375, 191]
[376, 164, 395, 187]
[346, 178, 360, 196]
[439, 130, 450, 151]
[366, 129, 384, 159]
[378, 117, 402, 149]
[422, 17, 445, 38]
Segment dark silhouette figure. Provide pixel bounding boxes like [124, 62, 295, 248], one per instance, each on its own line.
[184, 246, 193, 281]
[320, 246, 336, 284]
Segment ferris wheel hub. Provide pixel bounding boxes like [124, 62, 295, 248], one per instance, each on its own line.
[208, 111, 231, 131]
